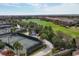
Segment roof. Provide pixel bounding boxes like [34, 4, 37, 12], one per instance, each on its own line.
[0, 24, 11, 27]
[1, 49, 15, 56]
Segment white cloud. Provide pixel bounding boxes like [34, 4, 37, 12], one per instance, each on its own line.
[28, 3, 41, 7]
[26, 3, 79, 15]
[0, 3, 79, 15]
[36, 3, 79, 14]
[1, 3, 20, 7]
[28, 3, 52, 9]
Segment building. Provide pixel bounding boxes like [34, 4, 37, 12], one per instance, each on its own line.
[0, 24, 12, 35]
[0, 23, 44, 56]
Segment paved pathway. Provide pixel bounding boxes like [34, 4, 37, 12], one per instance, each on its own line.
[31, 39, 54, 56]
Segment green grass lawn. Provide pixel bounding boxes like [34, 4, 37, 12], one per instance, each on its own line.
[22, 19, 79, 38]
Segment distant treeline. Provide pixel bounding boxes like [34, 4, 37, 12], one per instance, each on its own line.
[0, 15, 79, 27]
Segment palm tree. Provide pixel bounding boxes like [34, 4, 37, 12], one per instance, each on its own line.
[13, 41, 23, 55]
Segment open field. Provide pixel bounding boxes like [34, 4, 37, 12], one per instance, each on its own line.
[22, 19, 79, 38]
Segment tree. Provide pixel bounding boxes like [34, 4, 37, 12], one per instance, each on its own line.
[13, 41, 23, 55]
[55, 31, 76, 49]
[34, 25, 43, 34]
[40, 26, 55, 42]
[52, 35, 65, 49]
[71, 38, 76, 49]
[11, 27, 16, 33]
[0, 40, 5, 49]
[40, 33, 48, 40]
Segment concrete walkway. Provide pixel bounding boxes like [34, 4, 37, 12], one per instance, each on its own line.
[31, 39, 54, 56]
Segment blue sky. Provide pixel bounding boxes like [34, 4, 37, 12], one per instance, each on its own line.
[0, 3, 79, 15]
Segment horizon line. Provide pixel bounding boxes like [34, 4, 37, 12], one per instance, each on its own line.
[0, 14, 79, 16]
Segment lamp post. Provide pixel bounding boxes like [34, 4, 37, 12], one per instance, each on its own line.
[25, 49, 27, 56]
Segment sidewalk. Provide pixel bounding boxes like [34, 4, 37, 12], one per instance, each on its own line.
[31, 39, 54, 56]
